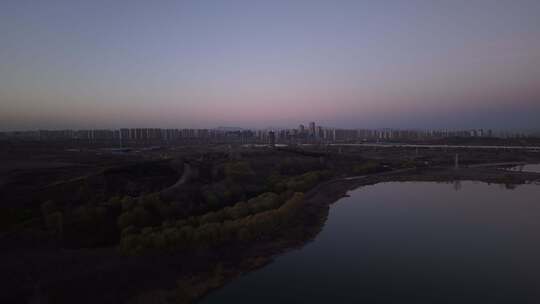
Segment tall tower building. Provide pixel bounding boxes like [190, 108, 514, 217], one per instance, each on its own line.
[317, 126, 323, 139]
[309, 122, 316, 137]
[268, 131, 276, 148]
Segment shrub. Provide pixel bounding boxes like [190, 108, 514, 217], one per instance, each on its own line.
[284, 171, 330, 192]
[41, 200, 58, 215]
[44, 211, 64, 237]
[118, 211, 136, 230]
[353, 161, 380, 174]
[121, 196, 136, 211]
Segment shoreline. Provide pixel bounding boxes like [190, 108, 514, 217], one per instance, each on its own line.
[6, 166, 540, 304]
[193, 166, 540, 303]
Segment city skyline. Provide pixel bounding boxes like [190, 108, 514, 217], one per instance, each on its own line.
[3, 122, 536, 142]
[1, 0, 540, 131]
[1, 121, 539, 135]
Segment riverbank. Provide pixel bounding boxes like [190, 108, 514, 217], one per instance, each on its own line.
[138, 165, 540, 303]
[191, 166, 540, 303]
[5, 165, 540, 304]
[307, 166, 540, 209]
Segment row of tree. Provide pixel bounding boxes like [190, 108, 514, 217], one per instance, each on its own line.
[268, 170, 333, 193]
[117, 169, 331, 233]
[41, 200, 119, 247]
[119, 192, 305, 255]
[39, 168, 331, 249]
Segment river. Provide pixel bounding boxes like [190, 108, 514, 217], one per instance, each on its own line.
[203, 181, 540, 303]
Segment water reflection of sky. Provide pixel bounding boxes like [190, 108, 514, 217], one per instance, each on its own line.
[204, 182, 540, 304]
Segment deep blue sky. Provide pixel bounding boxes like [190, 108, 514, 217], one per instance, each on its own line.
[1, 0, 539, 130]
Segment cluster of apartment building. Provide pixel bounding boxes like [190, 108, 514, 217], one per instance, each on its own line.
[257, 122, 500, 143]
[30, 128, 255, 144]
[0, 124, 536, 145]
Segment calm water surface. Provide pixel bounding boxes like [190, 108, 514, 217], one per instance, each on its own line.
[203, 182, 540, 304]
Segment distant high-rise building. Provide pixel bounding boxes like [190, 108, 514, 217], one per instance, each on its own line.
[309, 122, 316, 137]
[316, 126, 323, 139]
[120, 129, 130, 142]
[268, 131, 276, 147]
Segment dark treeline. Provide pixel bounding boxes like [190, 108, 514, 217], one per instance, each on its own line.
[33, 153, 339, 250]
[119, 192, 305, 255]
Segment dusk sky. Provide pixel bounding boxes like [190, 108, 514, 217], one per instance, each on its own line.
[1, 0, 539, 131]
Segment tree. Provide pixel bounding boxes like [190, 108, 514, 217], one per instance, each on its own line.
[121, 196, 136, 211]
[44, 211, 63, 237]
[118, 211, 136, 230]
[224, 161, 254, 182]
